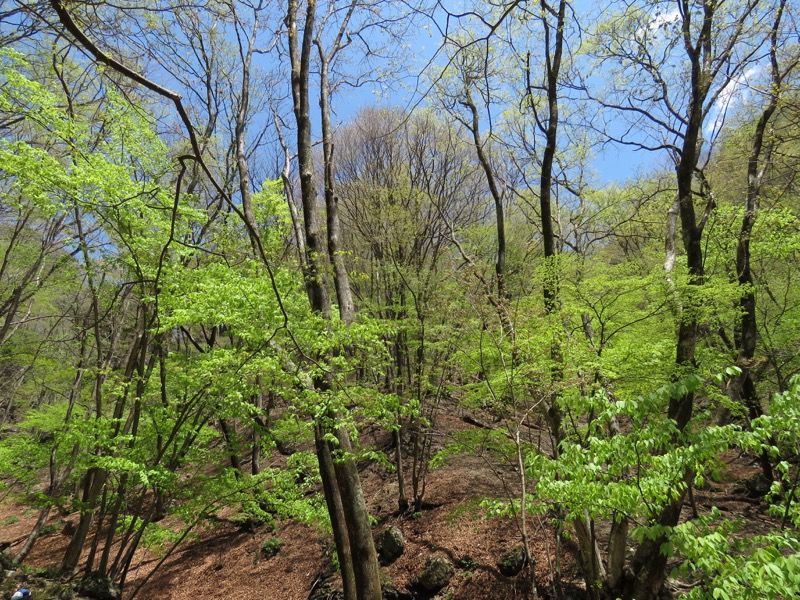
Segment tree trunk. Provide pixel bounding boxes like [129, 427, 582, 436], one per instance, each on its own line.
[606, 515, 628, 593]
[332, 428, 383, 600]
[287, 2, 381, 598]
[461, 86, 509, 308]
[735, 0, 787, 482]
[319, 49, 355, 325]
[393, 428, 409, 513]
[534, 5, 607, 596]
[315, 424, 357, 600]
[630, 489, 686, 599]
[62, 466, 107, 574]
[13, 505, 52, 565]
[219, 418, 243, 476]
[573, 514, 606, 600]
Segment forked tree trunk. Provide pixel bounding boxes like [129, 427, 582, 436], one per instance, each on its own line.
[287, 1, 381, 598]
[62, 466, 107, 574]
[735, 0, 788, 483]
[315, 423, 357, 600]
[573, 514, 606, 600]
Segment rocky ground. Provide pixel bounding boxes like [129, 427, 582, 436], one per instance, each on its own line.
[0, 410, 777, 600]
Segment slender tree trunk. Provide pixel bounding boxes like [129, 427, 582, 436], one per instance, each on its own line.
[735, 0, 788, 482]
[538, 0, 567, 458]
[534, 3, 605, 595]
[251, 382, 266, 476]
[631, 485, 687, 599]
[315, 424, 357, 600]
[393, 428, 408, 513]
[630, 11, 714, 594]
[219, 418, 243, 476]
[515, 431, 538, 599]
[461, 87, 508, 306]
[287, 2, 381, 598]
[391, 326, 409, 513]
[13, 506, 52, 565]
[454, 81, 515, 342]
[319, 50, 355, 324]
[231, 0, 260, 255]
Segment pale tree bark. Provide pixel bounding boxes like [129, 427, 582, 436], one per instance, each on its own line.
[315, 0, 357, 325]
[273, 111, 308, 267]
[286, 1, 381, 598]
[231, 0, 260, 242]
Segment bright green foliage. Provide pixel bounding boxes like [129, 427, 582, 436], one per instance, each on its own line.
[1, 2, 800, 595]
[0, 48, 337, 578]
[562, 255, 677, 390]
[523, 375, 734, 521]
[671, 379, 800, 600]
[673, 511, 800, 599]
[433, 370, 800, 600]
[751, 378, 800, 526]
[260, 536, 284, 558]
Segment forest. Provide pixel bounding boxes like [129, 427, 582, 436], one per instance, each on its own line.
[0, 0, 799, 598]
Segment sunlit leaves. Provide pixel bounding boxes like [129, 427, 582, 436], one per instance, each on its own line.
[673, 513, 800, 600]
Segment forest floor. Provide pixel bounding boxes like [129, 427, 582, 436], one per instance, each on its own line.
[0, 409, 779, 600]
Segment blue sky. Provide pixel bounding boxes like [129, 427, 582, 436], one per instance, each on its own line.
[324, 1, 665, 188]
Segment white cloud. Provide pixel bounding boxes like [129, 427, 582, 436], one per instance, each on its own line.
[706, 66, 762, 135]
[648, 9, 681, 31]
[635, 8, 681, 41]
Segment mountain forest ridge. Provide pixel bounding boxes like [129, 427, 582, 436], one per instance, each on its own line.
[1, 0, 799, 598]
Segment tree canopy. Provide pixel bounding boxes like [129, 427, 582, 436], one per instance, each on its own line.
[1, 0, 799, 599]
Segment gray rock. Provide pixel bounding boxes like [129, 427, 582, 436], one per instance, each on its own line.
[75, 573, 121, 600]
[744, 473, 772, 498]
[381, 584, 414, 600]
[378, 526, 405, 564]
[417, 556, 454, 592]
[498, 545, 527, 577]
[307, 574, 343, 600]
[42, 581, 76, 599]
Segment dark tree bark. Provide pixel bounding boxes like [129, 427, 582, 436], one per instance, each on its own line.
[460, 86, 509, 306]
[628, 0, 766, 595]
[734, 0, 792, 483]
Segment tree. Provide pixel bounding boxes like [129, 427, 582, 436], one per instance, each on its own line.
[732, 0, 796, 455]
[591, 0, 793, 595]
[335, 106, 483, 512]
